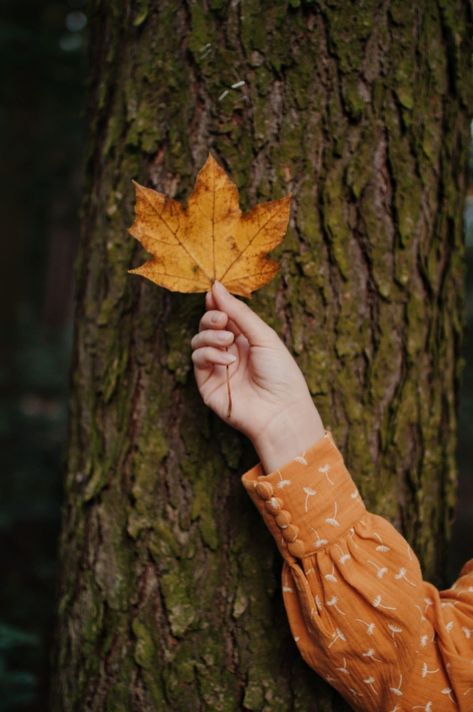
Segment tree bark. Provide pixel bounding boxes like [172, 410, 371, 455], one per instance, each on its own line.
[52, 1, 472, 709]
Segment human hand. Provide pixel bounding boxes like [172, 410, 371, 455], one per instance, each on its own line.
[191, 280, 324, 471]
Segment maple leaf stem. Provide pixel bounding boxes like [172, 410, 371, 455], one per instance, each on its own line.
[224, 345, 233, 418]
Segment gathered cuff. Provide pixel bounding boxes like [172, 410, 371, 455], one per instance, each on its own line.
[240, 429, 367, 561]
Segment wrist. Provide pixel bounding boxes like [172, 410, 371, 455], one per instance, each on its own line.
[252, 401, 325, 474]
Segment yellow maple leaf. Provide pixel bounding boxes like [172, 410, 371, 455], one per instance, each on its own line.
[127, 152, 291, 299]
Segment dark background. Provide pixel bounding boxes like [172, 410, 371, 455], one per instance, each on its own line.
[0, 2, 471, 710]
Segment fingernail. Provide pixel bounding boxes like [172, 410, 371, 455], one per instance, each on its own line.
[214, 280, 229, 295]
[224, 353, 236, 362]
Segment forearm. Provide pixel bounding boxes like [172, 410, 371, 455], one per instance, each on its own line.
[252, 400, 325, 474]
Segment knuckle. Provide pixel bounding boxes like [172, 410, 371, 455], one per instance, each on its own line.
[209, 310, 224, 324]
[201, 313, 214, 329]
[191, 349, 201, 364]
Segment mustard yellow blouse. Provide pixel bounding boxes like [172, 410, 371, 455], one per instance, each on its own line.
[241, 429, 473, 711]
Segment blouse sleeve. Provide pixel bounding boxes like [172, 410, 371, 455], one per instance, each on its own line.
[240, 429, 473, 712]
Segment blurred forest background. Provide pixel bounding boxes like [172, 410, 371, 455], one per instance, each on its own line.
[0, 1, 471, 710]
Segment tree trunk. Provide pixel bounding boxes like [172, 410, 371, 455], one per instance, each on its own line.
[52, 1, 472, 709]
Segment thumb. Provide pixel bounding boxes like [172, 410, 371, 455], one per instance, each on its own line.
[212, 280, 276, 348]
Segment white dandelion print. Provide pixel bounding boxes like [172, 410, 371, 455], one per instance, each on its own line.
[441, 688, 454, 702]
[335, 544, 351, 564]
[372, 595, 396, 611]
[372, 531, 390, 552]
[363, 676, 377, 693]
[276, 469, 292, 489]
[389, 674, 403, 696]
[335, 657, 349, 674]
[324, 565, 338, 583]
[368, 560, 388, 578]
[325, 501, 340, 527]
[394, 567, 416, 586]
[328, 627, 346, 648]
[388, 624, 403, 640]
[318, 463, 334, 484]
[356, 618, 376, 636]
[326, 595, 346, 615]
[421, 662, 439, 678]
[362, 648, 382, 662]
[310, 527, 328, 548]
[303, 486, 317, 512]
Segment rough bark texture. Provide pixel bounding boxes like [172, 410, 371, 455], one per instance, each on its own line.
[52, 1, 472, 710]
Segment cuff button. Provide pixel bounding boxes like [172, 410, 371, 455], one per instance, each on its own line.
[254, 481, 274, 500]
[265, 496, 283, 513]
[275, 510, 291, 528]
[282, 524, 299, 543]
[287, 539, 306, 557]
